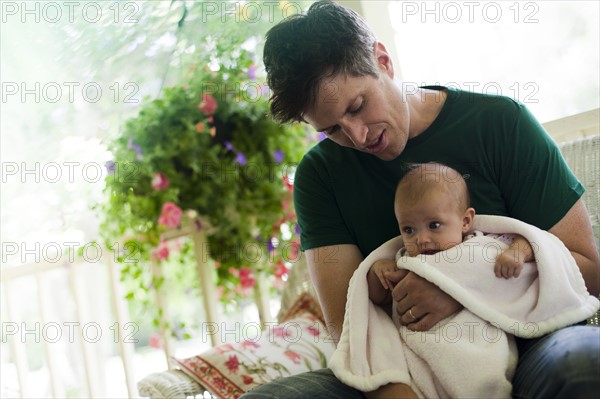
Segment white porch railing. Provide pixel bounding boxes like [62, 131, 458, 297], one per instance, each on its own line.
[1, 229, 273, 398]
[1, 254, 137, 398]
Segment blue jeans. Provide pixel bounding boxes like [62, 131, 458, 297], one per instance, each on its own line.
[240, 325, 600, 398]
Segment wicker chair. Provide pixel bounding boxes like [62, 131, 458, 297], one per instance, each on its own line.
[138, 134, 600, 398]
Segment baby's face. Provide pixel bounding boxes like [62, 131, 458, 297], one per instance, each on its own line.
[395, 191, 468, 257]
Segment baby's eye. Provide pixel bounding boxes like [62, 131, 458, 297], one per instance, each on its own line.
[429, 222, 441, 229]
[402, 227, 414, 235]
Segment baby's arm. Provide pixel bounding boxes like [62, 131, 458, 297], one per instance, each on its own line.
[495, 234, 535, 278]
[367, 259, 397, 305]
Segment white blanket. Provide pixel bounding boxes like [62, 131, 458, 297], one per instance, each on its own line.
[329, 215, 599, 398]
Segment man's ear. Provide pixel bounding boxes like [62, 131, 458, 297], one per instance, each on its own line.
[462, 207, 476, 233]
[374, 42, 394, 78]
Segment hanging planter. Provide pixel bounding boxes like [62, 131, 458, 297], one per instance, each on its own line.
[100, 48, 316, 321]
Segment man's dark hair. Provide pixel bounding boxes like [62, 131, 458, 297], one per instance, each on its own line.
[263, 0, 378, 123]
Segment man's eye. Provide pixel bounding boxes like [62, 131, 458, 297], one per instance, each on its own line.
[350, 100, 364, 114]
[324, 126, 340, 136]
[429, 222, 441, 229]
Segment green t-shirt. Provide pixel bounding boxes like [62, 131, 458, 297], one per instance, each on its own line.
[294, 87, 584, 257]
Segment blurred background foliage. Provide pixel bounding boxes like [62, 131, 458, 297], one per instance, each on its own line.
[1, 0, 315, 331]
[1, 0, 312, 248]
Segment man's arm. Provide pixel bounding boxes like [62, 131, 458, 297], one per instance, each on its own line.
[305, 244, 420, 399]
[305, 244, 364, 344]
[548, 198, 600, 296]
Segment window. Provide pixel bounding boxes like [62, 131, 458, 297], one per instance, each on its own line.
[386, 0, 599, 123]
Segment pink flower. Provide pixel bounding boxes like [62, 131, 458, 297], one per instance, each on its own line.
[198, 94, 218, 116]
[272, 326, 292, 338]
[149, 333, 163, 349]
[307, 326, 320, 336]
[224, 355, 239, 372]
[241, 340, 260, 349]
[242, 375, 254, 385]
[238, 267, 256, 289]
[284, 350, 301, 364]
[215, 343, 234, 354]
[152, 241, 169, 260]
[158, 202, 182, 228]
[289, 240, 300, 260]
[283, 174, 294, 193]
[151, 173, 170, 191]
[212, 377, 226, 390]
[274, 261, 288, 280]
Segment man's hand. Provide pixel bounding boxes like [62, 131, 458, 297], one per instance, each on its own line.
[385, 269, 462, 331]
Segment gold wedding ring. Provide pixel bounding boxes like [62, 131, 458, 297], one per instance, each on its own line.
[408, 308, 416, 320]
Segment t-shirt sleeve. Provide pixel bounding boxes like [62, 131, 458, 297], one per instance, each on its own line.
[493, 102, 584, 230]
[293, 152, 355, 251]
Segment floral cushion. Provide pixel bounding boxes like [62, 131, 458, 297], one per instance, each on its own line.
[172, 308, 335, 399]
[279, 291, 325, 324]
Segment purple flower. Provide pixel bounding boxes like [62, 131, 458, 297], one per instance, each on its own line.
[317, 132, 327, 142]
[274, 150, 284, 164]
[267, 238, 275, 253]
[127, 139, 143, 160]
[294, 224, 301, 235]
[224, 141, 235, 151]
[236, 152, 247, 165]
[105, 160, 116, 174]
[248, 64, 257, 80]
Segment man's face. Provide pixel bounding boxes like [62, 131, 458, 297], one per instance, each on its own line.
[302, 68, 412, 161]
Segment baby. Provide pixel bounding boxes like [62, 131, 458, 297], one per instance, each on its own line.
[368, 162, 534, 307]
[366, 162, 535, 398]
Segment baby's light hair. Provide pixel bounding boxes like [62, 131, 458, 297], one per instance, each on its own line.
[395, 162, 471, 214]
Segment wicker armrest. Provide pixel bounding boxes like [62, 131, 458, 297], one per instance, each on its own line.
[138, 369, 206, 399]
[559, 134, 600, 325]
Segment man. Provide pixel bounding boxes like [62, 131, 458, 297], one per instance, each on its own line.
[242, 1, 600, 398]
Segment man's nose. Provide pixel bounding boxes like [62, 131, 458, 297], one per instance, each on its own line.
[341, 119, 368, 147]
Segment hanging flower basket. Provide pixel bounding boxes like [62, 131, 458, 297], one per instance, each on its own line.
[100, 49, 316, 318]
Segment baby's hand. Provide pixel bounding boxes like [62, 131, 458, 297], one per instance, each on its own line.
[494, 236, 534, 279]
[370, 259, 398, 290]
